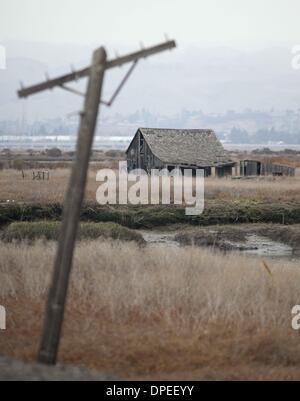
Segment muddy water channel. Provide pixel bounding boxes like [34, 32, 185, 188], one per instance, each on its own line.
[238, 234, 293, 257]
[139, 231, 180, 248]
[140, 226, 299, 261]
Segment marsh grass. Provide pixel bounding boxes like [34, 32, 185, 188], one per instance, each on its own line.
[1, 240, 300, 379]
[175, 223, 300, 251]
[1, 168, 300, 204]
[0, 221, 145, 244]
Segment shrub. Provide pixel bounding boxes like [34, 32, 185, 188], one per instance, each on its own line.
[0, 161, 4, 170]
[105, 150, 125, 158]
[12, 159, 25, 171]
[1, 148, 11, 155]
[46, 148, 62, 158]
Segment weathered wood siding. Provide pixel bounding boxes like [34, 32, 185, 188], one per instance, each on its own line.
[216, 165, 233, 177]
[240, 160, 261, 176]
[127, 130, 164, 172]
[127, 129, 236, 176]
[240, 160, 295, 177]
[261, 163, 295, 176]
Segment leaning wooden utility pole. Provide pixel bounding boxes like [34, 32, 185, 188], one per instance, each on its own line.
[17, 39, 176, 365]
[38, 47, 106, 365]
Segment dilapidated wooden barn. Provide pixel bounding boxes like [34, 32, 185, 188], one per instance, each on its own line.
[126, 128, 235, 177]
[240, 160, 295, 177]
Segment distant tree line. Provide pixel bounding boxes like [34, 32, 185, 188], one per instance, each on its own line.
[227, 127, 300, 144]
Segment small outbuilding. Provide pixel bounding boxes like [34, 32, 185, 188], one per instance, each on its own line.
[240, 160, 295, 177]
[126, 128, 235, 177]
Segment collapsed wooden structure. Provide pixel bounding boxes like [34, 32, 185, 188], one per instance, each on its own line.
[240, 160, 295, 177]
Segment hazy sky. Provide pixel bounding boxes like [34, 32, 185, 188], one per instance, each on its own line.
[1, 0, 300, 120]
[1, 0, 300, 48]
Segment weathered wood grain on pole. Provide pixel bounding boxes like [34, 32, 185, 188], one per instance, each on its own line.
[37, 47, 107, 365]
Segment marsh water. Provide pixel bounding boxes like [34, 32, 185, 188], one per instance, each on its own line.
[140, 230, 296, 260]
[140, 231, 180, 248]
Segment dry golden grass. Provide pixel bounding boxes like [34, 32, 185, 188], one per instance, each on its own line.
[1, 168, 300, 205]
[205, 174, 300, 203]
[1, 240, 300, 380]
[269, 156, 300, 168]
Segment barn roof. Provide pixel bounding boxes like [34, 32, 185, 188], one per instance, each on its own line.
[129, 128, 234, 167]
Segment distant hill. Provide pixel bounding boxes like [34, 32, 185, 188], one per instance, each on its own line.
[1, 41, 300, 135]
